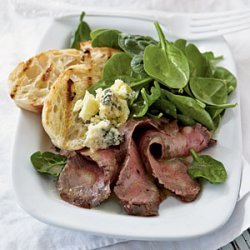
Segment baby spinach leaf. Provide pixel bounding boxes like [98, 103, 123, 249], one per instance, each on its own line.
[212, 114, 221, 133]
[102, 53, 139, 81]
[118, 33, 157, 57]
[203, 51, 223, 61]
[147, 111, 164, 119]
[90, 28, 107, 40]
[91, 29, 121, 49]
[132, 81, 161, 117]
[207, 106, 225, 120]
[141, 81, 161, 106]
[153, 98, 177, 118]
[174, 40, 212, 78]
[129, 77, 153, 89]
[185, 44, 211, 77]
[177, 114, 196, 126]
[30, 151, 67, 177]
[213, 67, 237, 95]
[88, 79, 112, 95]
[163, 89, 214, 130]
[173, 39, 187, 53]
[70, 12, 91, 50]
[130, 54, 148, 76]
[189, 77, 237, 108]
[188, 149, 227, 183]
[144, 22, 190, 89]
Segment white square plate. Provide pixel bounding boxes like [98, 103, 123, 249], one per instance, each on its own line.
[12, 13, 242, 240]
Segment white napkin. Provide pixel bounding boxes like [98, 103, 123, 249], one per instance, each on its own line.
[1, 1, 250, 250]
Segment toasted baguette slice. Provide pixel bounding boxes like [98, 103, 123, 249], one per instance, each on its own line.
[9, 49, 84, 112]
[42, 45, 120, 150]
[80, 41, 121, 80]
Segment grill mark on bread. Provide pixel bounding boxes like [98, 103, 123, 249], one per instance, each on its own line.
[87, 76, 92, 86]
[67, 79, 76, 101]
[23, 59, 33, 72]
[42, 64, 53, 81]
[107, 48, 112, 59]
[10, 84, 19, 99]
[83, 48, 90, 54]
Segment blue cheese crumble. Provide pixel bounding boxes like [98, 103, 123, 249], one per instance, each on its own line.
[73, 79, 134, 151]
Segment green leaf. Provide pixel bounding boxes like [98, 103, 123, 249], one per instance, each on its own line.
[141, 81, 161, 106]
[185, 44, 211, 77]
[118, 33, 157, 57]
[131, 81, 161, 117]
[173, 39, 187, 53]
[30, 151, 67, 177]
[90, 28, 107, 40]
[88, 79, 112, 95]
[102, 53, 139, 81]
[188, 149, 227, 183]
[91, 29, 121, 49]
[144, 22, 190, 89]
[163, 89, 214, 130]
[70, 12, 91, 50]
[213, 67, 237, 95]
[177, 114, 196, 126]
[203, 51, 223, 61]
[207, 106, 225, 120]
[189, 77, 237, 108]
[153, 97, 177, 118]
[130, 54, 148, 77]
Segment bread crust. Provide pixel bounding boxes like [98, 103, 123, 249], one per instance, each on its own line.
[9, 49, 84, 112]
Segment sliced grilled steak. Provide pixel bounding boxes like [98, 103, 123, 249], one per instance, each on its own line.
[140, 134, 200, 201]
[79, 147, 121, 184]
[157, 122, 213, 159]
[114, 140, 162, 216]
[115, 119, 165, 216]
[58, 148, 120, 208]
[139, 122, 213, 201]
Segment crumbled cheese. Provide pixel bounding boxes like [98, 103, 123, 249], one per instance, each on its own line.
[110, 79, 133, 99]
[73, 80, 134, 151]
[99, 88, 130, 125]
[83, 120, 122, 151]
[76, 91, 99, 122]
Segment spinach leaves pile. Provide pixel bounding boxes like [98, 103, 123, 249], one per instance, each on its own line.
[71, 13, 237, 133]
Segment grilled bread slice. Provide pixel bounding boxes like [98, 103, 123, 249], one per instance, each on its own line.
[8, 49, 84, 112]
[42, 44, 120, 150]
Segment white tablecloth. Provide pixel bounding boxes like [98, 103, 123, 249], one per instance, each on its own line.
[1, 0, 250, 249]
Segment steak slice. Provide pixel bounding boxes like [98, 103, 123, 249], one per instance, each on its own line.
[58, 148, 120, 208]
[114, 140, 162, 216]
[114, 119, 166, 216]
[139, 122, 213, 201]
[140, 134, 200, 201]
[159, 122, 213, 159]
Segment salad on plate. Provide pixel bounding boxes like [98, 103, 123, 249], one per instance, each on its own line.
[8, 12, 237, 216]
